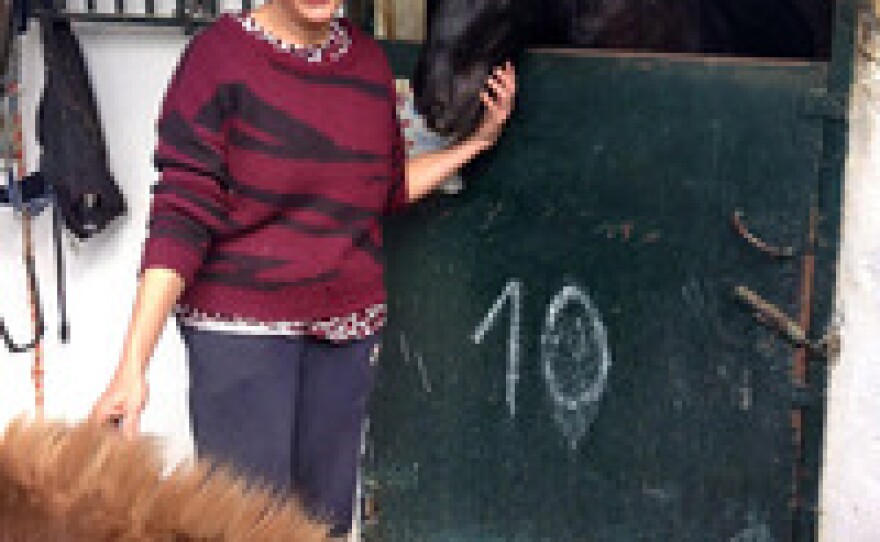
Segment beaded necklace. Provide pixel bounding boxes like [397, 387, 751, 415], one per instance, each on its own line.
[237, 12, 351, 63]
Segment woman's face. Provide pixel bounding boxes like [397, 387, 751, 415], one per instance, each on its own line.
[277, 0, 344, 27]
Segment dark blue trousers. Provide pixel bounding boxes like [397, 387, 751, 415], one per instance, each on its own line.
[179, 324, 381, 536]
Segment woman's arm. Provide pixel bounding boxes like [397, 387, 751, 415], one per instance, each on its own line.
[117, 268, 185, 377]
[90, 268, 184, 437]
[404, 62, 517, 203]
[91, 32, 232, 436]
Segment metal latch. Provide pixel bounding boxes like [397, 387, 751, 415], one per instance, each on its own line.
[733, 285, 839, 359]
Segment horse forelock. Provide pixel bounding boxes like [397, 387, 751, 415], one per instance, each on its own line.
[415, 0, 523, 137]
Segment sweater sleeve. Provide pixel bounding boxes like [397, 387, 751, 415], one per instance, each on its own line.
[139, 34, 235, 286]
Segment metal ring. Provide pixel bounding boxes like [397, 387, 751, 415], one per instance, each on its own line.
[731, 209, 796, 259]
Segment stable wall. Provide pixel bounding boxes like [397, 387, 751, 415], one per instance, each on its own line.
[0, 8, 877, 542]
[0, 23, 196, 469]
[818, 16, 880, 542]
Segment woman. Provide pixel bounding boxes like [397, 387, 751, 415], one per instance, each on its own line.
[90, 0, 516, 537]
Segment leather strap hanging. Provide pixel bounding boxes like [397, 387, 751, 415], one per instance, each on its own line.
[0, 27, 46, 417]
[0, 0, 12, 88]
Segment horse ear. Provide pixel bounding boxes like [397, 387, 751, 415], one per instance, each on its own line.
[425, 0, 441, 27]
[412, 48, 428, 111]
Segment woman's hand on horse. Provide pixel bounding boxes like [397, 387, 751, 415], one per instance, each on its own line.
[473, 61, 516, 146]
[89, 367, 149, 439]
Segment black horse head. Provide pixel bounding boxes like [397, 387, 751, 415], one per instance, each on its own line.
[412, 0, 823, 140]
[410, 0, 708, 139]
[411, 0, 692, 138]
[413, 0, 524, 138]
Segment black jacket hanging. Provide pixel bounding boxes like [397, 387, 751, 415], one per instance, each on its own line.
[27, 15, 125, 239]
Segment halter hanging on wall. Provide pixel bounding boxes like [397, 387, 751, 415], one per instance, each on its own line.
[0, 30, 43, 354]
[0, 13, 67, 357]
[0, 10, 46, 415]
[0, 170, 69, 353]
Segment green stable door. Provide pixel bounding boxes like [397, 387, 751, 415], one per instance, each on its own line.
[365, 4, 853, 540]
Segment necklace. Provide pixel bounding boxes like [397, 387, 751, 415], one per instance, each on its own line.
[238, 13, 351, 63]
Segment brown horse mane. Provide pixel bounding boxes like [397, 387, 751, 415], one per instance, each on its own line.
[0, 417, 330, 541]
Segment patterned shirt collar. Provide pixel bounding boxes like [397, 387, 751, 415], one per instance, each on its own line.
[237, 12, 351, 64]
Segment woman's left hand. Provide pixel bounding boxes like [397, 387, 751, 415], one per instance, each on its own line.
[404, 61, 516, 202]
[470, 61, 517, 147]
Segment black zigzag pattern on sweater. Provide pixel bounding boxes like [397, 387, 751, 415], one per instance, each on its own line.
[194, 83, 381, 163]
[198, 251, 341, 291]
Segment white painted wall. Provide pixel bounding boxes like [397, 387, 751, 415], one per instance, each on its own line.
[0, 5, 878, 542]
[0, 21, 198, 468]
[818, 16, 880, 542]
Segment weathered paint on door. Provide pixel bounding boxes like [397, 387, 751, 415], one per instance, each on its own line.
[365, 4, 852, 538]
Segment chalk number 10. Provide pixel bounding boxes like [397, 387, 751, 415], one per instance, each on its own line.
[471, 279, 612, 424]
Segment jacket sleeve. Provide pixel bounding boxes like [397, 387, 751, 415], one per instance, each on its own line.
[139, 35, 235, 286]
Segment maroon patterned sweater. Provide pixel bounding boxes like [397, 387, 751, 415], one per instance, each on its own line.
[140, 13, 408, 321]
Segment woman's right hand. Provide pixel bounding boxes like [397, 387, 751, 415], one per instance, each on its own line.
[90, 366, 149, 438]
[88, 268, 186, 438]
